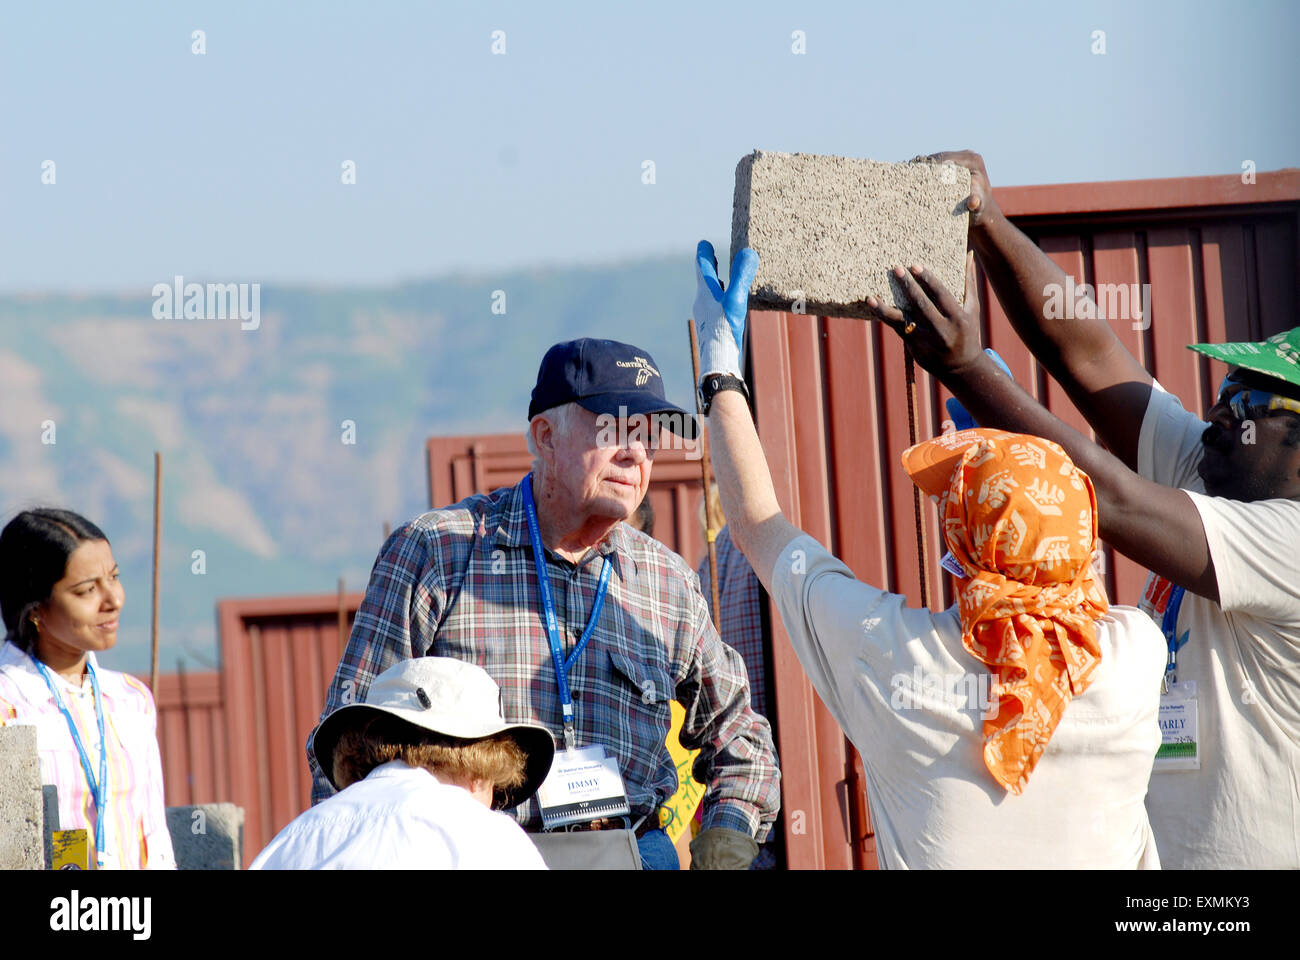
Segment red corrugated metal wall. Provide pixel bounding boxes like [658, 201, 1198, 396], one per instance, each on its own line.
[153, 670, 227, 807]
[757, 169, 1300, 870]
[150, 600, 364, 861]
[216, 593, 363, 858]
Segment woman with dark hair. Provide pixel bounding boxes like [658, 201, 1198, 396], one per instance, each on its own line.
[0, 508, 175, 869]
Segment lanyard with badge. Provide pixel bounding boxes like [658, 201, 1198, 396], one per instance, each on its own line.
[1156, 584, 1199, 771]
[31, 653, 114, 867]
[521, 474, 632, 828]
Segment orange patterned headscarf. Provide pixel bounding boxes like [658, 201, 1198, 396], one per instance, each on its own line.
[902, 429, 1109, 794]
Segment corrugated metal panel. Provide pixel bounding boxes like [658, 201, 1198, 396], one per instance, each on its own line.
[151, 670, 227, 807]
[757, 169, 1300, 869]
[216, 592, 364, 860]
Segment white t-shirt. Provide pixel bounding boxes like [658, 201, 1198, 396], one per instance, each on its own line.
[1136, 382, 1300, 868]
[250, 760, 547, 870]
[771, 534, 1166, 869]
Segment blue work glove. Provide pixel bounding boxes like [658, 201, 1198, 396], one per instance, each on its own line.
[693, 240, 759, 383]
[944, 348, 1014, 430]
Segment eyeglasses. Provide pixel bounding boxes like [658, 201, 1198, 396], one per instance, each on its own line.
[1216, 376, 1300, 421]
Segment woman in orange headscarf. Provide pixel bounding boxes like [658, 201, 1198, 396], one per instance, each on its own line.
[904, 428, 1113, 795]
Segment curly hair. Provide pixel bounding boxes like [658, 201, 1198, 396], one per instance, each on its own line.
[332, 712, 527, 808]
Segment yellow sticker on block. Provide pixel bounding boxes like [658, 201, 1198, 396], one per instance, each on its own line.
[659, 700, 704, 843]
[51, 829, 92, 870]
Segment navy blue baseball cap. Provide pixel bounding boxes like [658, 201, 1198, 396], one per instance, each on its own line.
[528, 338, 698, 438]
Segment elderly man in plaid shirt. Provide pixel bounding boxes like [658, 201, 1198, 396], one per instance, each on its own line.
[307, 338, 780, 870]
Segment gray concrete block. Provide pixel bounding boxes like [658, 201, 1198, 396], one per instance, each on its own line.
[166, 803, 245, 870]
[0, 725, 45, 869]
[731, 150, 971, 318]
[43, 784, 60, 870]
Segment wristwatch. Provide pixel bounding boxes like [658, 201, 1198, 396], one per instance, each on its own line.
[699, 373, 750, 416]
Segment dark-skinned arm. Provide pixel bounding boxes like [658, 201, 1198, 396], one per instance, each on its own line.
[867, 261, 1219, 603]
[927, 150, 1153, 468]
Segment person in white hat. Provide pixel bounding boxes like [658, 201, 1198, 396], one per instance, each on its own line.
[251, 657, 554, 869]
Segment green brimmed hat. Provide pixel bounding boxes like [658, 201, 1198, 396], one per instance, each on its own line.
[1189, 327, 1300, 389]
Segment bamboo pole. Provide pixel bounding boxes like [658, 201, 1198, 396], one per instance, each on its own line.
[150, 452, 161, 694]
[904, 354, 931, 609]
[337, 576, 347, 649]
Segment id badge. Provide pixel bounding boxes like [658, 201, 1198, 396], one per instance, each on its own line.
[940, 551, 967, 579]
[536, 744, 631, 830]
[1154, 680, 1199, 772]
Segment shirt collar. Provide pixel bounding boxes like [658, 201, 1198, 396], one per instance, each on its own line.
[0, 643, 117, 705]
[490, 478, 533, 550]
[493, 475, 637, 579]
[367, 759, 437, 782]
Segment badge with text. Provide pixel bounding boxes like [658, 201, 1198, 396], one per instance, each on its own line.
[1155, 680, 1200, 772]
[537, 745, 631, 829]
[940, 551, 968, 579]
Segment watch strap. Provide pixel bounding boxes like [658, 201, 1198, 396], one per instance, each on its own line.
[699, 373, 750, 416]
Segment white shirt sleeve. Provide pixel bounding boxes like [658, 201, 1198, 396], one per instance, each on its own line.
[1137, 379, 1208, 488]
[1186, 492, 1300, 621]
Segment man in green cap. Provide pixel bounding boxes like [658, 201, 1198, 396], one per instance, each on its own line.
[863, 150, 1300, 869]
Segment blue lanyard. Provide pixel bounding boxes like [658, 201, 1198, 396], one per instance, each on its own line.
[32, 654, 109, 868]
[521, 473, 611, 751]
[1162, 584, 1188, 688]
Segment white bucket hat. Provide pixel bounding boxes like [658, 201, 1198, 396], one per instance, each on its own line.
[313, 657, 555, 809]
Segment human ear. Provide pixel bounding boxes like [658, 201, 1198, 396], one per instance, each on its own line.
[530, 415, 557, 461]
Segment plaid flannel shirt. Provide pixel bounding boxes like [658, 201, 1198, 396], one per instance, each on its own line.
[697, 525, 769, 719]
[696, 522, 764, 718]
[308, 476, 779, 839]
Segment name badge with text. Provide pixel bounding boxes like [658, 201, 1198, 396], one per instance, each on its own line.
[1155, 680, 1200, 772]
[536, 745, 630, 829]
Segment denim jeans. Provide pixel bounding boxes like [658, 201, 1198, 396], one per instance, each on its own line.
[636, 828, 680, 870]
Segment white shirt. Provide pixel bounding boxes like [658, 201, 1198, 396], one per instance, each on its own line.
[250, 760, 547, 870]
[771, 534, 1166, 869]
[1136, 381, 1300, 868]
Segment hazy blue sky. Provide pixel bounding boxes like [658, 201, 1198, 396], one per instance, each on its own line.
[3, 0, 1297, 293]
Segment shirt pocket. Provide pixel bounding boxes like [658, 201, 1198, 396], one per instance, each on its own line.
[608, 651, 673, 708]
[605, 651, 674, 786]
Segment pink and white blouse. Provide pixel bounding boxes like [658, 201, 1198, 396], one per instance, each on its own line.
[0, 641, 176, 869]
